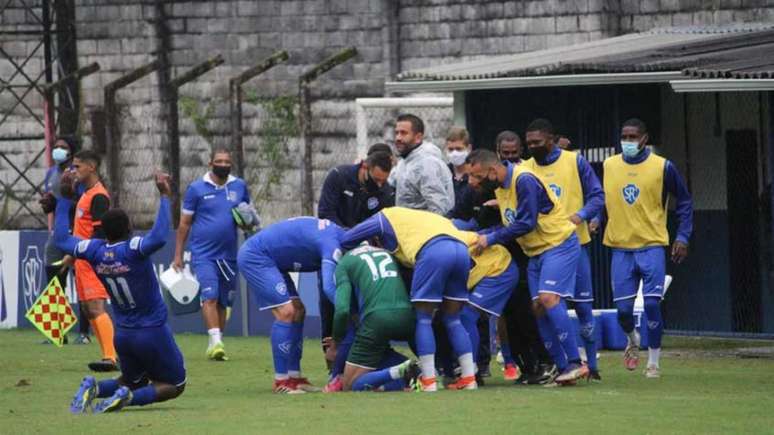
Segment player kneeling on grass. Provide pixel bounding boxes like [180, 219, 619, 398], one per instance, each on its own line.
[341, 208, 480, 392]
[56, 173, 186, 413]
[237, 217, 344, 394]
[324, 245, 418, 392]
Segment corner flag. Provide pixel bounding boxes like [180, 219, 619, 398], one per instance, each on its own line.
[25, 277, 77, 347]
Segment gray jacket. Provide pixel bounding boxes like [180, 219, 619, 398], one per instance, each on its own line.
[390, 142, 455, 215]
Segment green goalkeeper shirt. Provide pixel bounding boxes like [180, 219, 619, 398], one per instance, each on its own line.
[332, 245, 411, 342]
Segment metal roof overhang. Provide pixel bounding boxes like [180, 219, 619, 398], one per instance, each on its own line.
[670, 79, 774, 93]
[385, 71, 684, 93]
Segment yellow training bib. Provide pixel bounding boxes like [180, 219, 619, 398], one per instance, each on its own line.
[523, 150, 590, 244]
[381, 207, 477, 267]
[467, 244, 513, 290]
[494, 165, 575, 257]
[602, 153, 669, 249]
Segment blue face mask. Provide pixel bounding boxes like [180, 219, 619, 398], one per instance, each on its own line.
[621, 141, 640, 158]
[52, 147, 69, 164]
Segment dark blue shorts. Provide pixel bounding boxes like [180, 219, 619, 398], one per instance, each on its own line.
[468, 260, 517, 317]
[411, 237, 470, 303]
[237, 246, 298, 311]
[611, 247, 666, 302]
[192, 259, 237, 308]
[115, 324, 186, 386]
[527, 233, 580, 300]
[569, 245, 594, 303]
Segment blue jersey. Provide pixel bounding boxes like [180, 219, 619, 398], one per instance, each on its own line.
[243, 217, 344, 301]
[54, 196, 171, 329]
[182, 173, 250, 261]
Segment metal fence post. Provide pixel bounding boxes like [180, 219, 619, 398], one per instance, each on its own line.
[103, 60, 161, 208]
[297, 47, 357, 215]
[229, 50, 289, 178]
[166, 54, 224, 227]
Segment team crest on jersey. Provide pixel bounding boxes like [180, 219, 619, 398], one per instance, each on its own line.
[367, 196, 379, 210]
[504, 208, 518, 224]
[622, 183, 640, 205]
[228, 191, 238, 202]
[275, 282, 288, 295]
[548, 183, 562, 198]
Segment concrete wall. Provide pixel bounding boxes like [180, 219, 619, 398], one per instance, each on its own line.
[3, 0, 774, 228]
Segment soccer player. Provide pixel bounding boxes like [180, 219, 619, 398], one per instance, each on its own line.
[341, 207, 478, 392]
[236, 217, 344, 393]
[326, 245, 417, 392]
[58, 173, 186, 413]
[603, 118, 693, 378]
[173, 148, 252, 361]
[467, 149, 588, 384]
[522, 119, 604, 380]
[461, 243, 519, 382]
[65, 150, 117, 371]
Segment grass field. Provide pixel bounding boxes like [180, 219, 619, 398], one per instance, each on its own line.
[2, 330, 774, 434]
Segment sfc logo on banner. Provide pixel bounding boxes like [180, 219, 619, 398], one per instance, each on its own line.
[622, 183, 640, 205]
[22, 246, 43, 312]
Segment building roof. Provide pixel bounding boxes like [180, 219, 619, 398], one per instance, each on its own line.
[388, 23, 774, 93]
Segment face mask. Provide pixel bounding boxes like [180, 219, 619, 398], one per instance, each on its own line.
[363, 172, 380, 193]
[212, 165, 231, 179]
[529, 146, 549, 162]
[52, 147, 69, 164]
[447, 150, 469, 167]
[621, 141, 640, 158]
[480, 174, 500, 194]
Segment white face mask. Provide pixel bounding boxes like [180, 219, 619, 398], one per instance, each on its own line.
[621, 141, 640, 158]
[447, 149, 469, 167]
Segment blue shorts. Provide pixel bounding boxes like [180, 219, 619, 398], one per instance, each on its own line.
[192, 259, 237, 308]
[611, 247, 666, 302]
[569, 245, 594, 303]
[527, 233, 580, 300]
[411, 237, 470, 303]
[237, 246, 298, 311]
[468, 261, 517, 317]
[115, 324, 186, 387]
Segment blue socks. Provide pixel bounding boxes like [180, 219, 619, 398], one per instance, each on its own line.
[443, 312, 473, 358]
[415, 311, 435, 357]
[616, 297, 636, 333]
[331, 326, 355, 378]
[574, 301, 597, 371]
[537, 314, 567, 371]
[500, 342, 516, 365]
[288, 321, 304, 375]
[129, 385, 157, 406]
[545, 301, 581, 364]
[271, 320, 293, 378]
[644, 297, 663, 349]
[351, 369, 394, 391]
[97, 379, 120, 398]
[460, 306, 480, 362]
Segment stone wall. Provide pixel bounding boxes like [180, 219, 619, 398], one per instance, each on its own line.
[2, 0, 774, 227]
